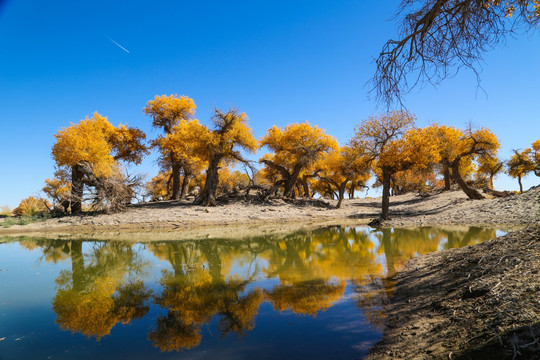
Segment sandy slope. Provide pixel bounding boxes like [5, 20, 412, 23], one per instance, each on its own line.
[367, 226, 540, 360]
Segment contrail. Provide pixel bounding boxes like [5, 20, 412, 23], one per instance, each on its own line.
[106, 36, 130, 53]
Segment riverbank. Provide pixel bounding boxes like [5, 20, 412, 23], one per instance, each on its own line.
[366, 226, 540, 360]
[0, 187, 539, 239]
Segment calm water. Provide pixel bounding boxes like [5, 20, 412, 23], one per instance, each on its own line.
[0, 226, 504, 360]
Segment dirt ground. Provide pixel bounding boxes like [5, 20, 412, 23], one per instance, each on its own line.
[366, 226, 540, 360]
[0, 186, 539, 239]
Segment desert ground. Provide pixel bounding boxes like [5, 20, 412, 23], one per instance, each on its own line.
[0, 186, 539, 239]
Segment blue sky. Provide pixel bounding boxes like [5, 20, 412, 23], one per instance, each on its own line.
[1, 0, 539, 207]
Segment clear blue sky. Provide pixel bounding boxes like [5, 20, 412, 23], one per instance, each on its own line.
[1, 0, 539, 207]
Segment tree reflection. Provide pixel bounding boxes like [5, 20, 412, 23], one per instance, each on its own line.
[20, 239, 152, 340]
[355, 226, 499, 330]
[52, 241, 152, 339]
[148, 241, 263, 352]
[265, 279, 345, 316]
[6, 225, 500, 350]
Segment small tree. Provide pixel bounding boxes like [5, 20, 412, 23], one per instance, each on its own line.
[426, 124, 500, 200]
[507, 148, 534, 193]
[194, 108, 258, 206]
[476, 154, 503, 189]
[317, 146, 371, 208]
[260, 122, 338, 198]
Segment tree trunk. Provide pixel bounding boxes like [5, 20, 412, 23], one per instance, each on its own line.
[336, 181, 348, 209]
[443, 164, 451, 190]
[194, 154, 221, 206]
[283, 165, 302, 198]
[70, 241, 84, 292]
[71, 164, 84, 213]
[381, 168, 392, 220]
[180, 172, 191, 199]
[301, 176, 310, 198]
[518, 175, 523, 194]
[451, 160, 485, 200]
[348, 183, 355, 199]
[171, 159, 182, 200]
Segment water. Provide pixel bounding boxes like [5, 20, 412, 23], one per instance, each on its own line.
[0, 226, 504, 359]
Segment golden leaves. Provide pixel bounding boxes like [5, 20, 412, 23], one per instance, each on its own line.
[52, 112, 147, 176]
[143, 95, 196, 133]
[260, 121, 338, 169]
[13, 196, 50, 216]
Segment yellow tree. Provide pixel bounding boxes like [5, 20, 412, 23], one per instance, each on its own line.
[155, 119, 209, 199]
[352, 111, 440, 219]
[194, 108, 258, 206]
[390, 168, 440, 195]
[427, 124, 500, 199]
[260, 122, 338, 198]
[52, 112, 147, 213]
[507, 148, 534, 193]
[143, 94, 197, 200]
[316, 146, 371, 208]
[42, 169, 72, 210]
[146, 170, 172, 201]
[476, 154, 504, 189]
[532, 140, 540, 177]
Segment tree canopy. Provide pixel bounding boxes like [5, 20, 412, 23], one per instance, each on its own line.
[260, 122, 338, 198]
[51, 112, 147, 213]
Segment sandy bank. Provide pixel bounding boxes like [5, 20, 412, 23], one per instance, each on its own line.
[1, 187, 539, 240]
[366, 226, 540, 359]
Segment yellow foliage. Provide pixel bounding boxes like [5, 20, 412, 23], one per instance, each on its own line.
[146, 170, 171, 201]
[218, 168, 250, 194]
[378, 127, 441, 172]
[532, 140, 540, 174]
[52, 112, 116, 177]
[210, 109, 258, 155]
[507, 148, 534, 178]
[53, 276, 118, 340]
[52, 112, 147, 177]
[109, 124, 149, 165]
[488, 0, 540, 18]
[143, 94, 196, 133]
[43, 174, 71, 206]
[427, 124, 500, 165]
[260, 122, 338, 169]
[155, 119, 210, 169]
[13, 196, 50, 216]
[317, 146, 371, 191]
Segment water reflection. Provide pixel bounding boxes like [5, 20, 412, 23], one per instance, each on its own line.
[2, 226, 499, 357]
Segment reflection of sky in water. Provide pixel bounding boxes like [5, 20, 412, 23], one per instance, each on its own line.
[0, 226, 503, 360]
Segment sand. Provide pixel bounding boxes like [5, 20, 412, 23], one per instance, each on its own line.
[1, 186, 539, 240]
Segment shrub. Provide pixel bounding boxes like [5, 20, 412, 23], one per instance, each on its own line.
[13, 197, 50, 216]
